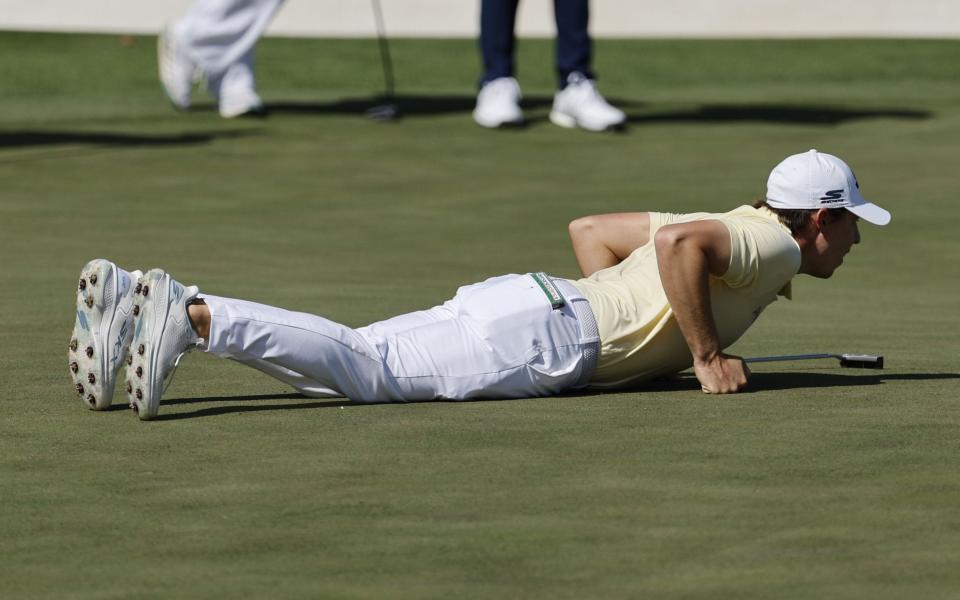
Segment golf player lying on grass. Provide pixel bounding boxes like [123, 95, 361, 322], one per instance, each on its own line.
[68, 149, 890, 420]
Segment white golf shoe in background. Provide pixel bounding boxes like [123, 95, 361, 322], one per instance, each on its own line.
[68, 259, 142, 410]
[549, 72, 627, 132]
[157, 24, 198, 111]
[216, 86, 265, 119]
[473, 77, 524, 128]
[126, 269, 203, 421]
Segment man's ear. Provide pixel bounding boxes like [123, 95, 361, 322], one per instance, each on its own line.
[811, 208, 831, 231]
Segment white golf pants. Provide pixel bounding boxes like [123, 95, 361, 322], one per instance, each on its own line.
[173, 0, 285, 91]
[201, 274, 600, 402]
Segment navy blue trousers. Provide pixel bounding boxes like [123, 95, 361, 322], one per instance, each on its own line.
[479, 0, 593, 88]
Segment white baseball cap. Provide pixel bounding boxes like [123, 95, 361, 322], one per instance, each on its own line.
[766, 149, 891, 226]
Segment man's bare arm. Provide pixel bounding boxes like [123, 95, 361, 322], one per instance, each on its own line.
[654, 220, 750, 394]
[568, 212, 651, 277]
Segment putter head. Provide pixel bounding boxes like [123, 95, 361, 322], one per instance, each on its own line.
[366, 103, 400, 121]
[839, 354, 884, 369]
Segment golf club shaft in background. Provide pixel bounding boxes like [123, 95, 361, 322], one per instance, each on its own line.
[366, 0, 400, 120]
[371, 0, 395, 97]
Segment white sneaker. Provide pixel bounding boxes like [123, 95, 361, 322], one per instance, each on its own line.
[550, 72, 626, 132]
[218, 88, 265, 119]
[68, 259, 142, 410]
[473, 77, 524, 128]
[126, 269, 203, 420]
[209, 61, 266, 119]
[157, 24, 199, 110]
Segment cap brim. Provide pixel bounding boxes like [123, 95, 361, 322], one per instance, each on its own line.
[847, 201, 891, 226]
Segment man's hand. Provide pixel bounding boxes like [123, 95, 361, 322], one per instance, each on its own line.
[693, 353, 750, 394]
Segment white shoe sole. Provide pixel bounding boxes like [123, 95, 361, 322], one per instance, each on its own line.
[473, 111, 524, 129]
[219, 101, 266, 119]
[68, 260, 140, 410]
[549, 109, 626, 132]
[126, 270, 198, 421]
[548, 110, 577, 129]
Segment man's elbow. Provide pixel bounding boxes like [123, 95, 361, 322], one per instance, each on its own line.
[654, 225, 685, 256]
[568, 216, 597, 241]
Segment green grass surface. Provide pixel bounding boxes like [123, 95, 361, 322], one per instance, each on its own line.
[2, 32, 959, 599]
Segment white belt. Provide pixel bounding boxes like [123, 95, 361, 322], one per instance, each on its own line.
[550, 276, 600, 388]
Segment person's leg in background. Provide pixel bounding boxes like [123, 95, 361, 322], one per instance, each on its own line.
[479, 0, 520, 86]
[159, 0, 285, 118]
[548, 0, 626, 131]
[206, 48, 264, 118]
[553, 0, 593, 86]
[473, 0, 524, 128]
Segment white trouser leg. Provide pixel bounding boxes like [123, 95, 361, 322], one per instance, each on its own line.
[232, 357, 342, 398]
[203, 294, 404, 401]
[175, 0, 285, 77]
[201, 274, 595, 402]
[206, 50, 256, 101]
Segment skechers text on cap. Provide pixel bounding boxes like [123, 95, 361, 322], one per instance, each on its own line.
[766, 149, 891, 226]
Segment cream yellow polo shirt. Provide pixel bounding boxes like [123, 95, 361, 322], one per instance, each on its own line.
[570, 205, 801, 388]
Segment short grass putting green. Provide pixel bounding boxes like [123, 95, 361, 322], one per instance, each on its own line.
[1, 32, 958, 599]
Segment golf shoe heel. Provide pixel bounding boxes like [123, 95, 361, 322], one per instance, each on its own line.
[68, 259, 140, 410]
[126, 269, 201, 420]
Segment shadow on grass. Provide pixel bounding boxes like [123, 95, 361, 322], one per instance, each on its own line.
[0, 129, 263, 163]
[0, 129, 257, 149]
[261, 95, 556, 117]
[151, 371, 960, 420]
[629, 103, 930, 125]
[153, 393, 351, 421]
[257, 95, 929, 127]
[562, 371, 960, 396]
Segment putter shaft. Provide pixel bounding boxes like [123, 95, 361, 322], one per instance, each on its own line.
[744, 353, 884, 369]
